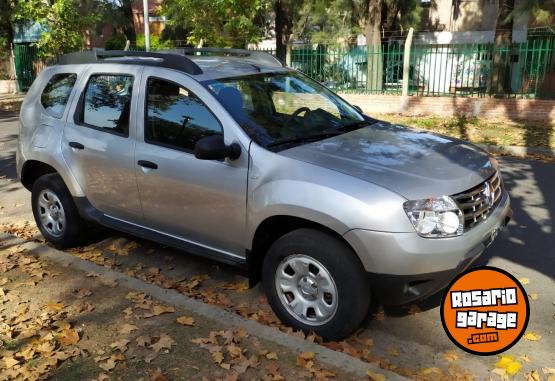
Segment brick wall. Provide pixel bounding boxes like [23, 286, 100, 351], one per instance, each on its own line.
[339, 93, 555, 122]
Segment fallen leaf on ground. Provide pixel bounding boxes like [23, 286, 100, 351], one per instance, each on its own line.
[366, 370, 386, 381]
[59, 328, 80, 345]
[212, 351, 224, 364]
[524, 332, 542, 341]
[136, 335, 151, 347]
[176, 316, 195, 326]
[443, 350, 459, 362]
[121, 324, 138, 334]
[495, 355, 522, 376]
[97, 353, 125, 371]
[45, 301, 64, 312]
[150, 334, 176, 353]
[298, 351, 315, 361]
[519, 277, 530, 285]
[110, 339, 130, 352]
[265, 351, 278, 360]
[146, 305, 175, 317]
[529, 293, 539, 301]
[527, 370, 541, 381]
[2, 356, 19, 369]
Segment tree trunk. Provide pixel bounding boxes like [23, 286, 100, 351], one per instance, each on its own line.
[365, 0, 383, 91]
[491, 0, 515, 96]
[275, 0, 292, 64]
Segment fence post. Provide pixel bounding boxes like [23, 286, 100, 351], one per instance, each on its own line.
[400, 27, 414, 112]
[286, 43, 292, 67]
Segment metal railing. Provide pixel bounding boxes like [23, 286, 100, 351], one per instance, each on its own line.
[265, 39, 555, 98]
[12, 38, 555, 98]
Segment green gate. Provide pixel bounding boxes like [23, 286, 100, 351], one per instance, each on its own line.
[13, 44, 39, 91]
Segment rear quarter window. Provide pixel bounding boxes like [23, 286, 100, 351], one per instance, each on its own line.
[40, 73, 77, 119]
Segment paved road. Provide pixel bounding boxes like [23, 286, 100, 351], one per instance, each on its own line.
[1, 112, 553, 379]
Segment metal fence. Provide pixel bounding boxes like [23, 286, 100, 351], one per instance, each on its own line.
[275, 39, 555, 98]
[12, 38, 555, 98]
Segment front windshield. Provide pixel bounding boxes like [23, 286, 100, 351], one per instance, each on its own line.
[203, 72, 367, 149]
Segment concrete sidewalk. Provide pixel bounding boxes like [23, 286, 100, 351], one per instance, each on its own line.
[0, 232, 405, 380]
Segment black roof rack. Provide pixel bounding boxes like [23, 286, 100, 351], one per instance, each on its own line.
[58, 50, 204, 75]
[169, 48, 284, 68]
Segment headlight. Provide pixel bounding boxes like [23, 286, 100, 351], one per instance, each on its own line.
[403, 196, 464, 238]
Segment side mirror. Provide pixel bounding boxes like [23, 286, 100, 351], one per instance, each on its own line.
[194, 135, 241, 161]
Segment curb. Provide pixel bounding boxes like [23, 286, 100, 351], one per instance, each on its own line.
[0, 97, 24, 113]
[478, 143, 555, 159]
[0, 232, 409, 381]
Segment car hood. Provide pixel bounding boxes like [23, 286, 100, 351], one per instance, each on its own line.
[279, 122, 496, 200]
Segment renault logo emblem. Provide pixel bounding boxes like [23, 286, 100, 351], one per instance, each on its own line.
[483, 182, 493, 207]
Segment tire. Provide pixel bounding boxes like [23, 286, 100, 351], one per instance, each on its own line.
[262, 228, 370, 341]
[31, 173, 88, 249]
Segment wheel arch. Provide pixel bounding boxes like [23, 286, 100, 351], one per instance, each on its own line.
[20, 160, 58, 191]
[247, 215, 362, 286]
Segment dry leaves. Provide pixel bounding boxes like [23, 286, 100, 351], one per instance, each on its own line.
[151, 334, 176, 353]
[176, 316, 195, 326]
[58, 328, 80, 346]
[524, 332, 542, 341]
[367, 370, 387, 381]
[495, 355, 522, 376]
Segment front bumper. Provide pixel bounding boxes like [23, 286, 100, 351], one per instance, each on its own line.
[344, 191, 512, 305]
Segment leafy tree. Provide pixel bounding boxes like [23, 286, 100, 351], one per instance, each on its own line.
[105, 33, 128, 50]
[12, 0, 100, 58]
[135, 34, 174, 50]
[0, 0, 15, 58]
[293, 0, 366, 44]
[104, 0, 136, 42]
[509, 0, 553, 30]
[161, 0, 270, 48]
[274, 0, 303, 62]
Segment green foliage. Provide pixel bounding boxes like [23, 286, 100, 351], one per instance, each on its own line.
[135, 34, 174, 51]
[161, 0, 270, 48]
[510, 0, 554, 29]
[292, 0, 423, 45]
[294, 0, 366, 44]
[383, 0, 423, 32]
[12, 0, 101, 58]
[0, 0, 14, 57]
[105, 33, 128, 50]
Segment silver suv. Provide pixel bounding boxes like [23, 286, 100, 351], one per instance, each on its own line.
[17, 49, 511, 340]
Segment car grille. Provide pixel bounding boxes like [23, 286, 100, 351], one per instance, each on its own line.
[452, 171, 503, 230]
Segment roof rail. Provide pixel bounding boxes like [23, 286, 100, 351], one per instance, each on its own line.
[172, 48, 284, 68]
[58, 50, 203, 75]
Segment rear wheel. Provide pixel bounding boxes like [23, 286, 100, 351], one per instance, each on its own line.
[31, 174, 88, 248]
[262, 228, 370, 340]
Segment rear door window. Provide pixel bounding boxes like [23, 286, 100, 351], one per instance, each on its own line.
[77, 74, 134, 136]
[40, 73, 77, 118]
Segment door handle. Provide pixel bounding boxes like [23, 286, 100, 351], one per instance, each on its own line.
[69, 141, 85, 150]
[137, 160, 158, 170]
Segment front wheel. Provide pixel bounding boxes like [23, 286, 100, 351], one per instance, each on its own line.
[31, 174, 88, 249]
[262, 228, 371, 340]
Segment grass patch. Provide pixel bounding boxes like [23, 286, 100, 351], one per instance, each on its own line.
[376, 114, 555, 149]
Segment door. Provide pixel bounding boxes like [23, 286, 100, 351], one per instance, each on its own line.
[134, 70, 249, 258]
[61, 66, 143, 222]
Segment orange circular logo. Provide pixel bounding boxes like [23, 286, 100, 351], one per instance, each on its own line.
[440, 266, 529, 355]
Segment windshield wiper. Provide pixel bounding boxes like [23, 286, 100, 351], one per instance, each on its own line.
[266, 131, 342, 148]
[337, 120, 371, 132]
